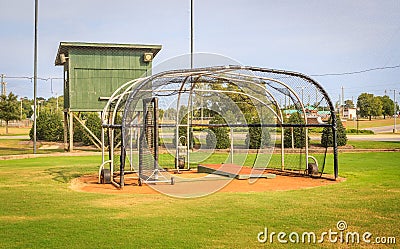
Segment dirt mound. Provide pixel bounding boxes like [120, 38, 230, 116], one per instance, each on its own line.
[70, 172, 344, 196]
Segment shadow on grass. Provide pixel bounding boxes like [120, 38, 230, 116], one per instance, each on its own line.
[46, 168, 82, 183]
[0, 147, 31, 156]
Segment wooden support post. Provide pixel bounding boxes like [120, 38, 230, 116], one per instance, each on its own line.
[63, 111, 68, 151]
[69, 111, 74, 152]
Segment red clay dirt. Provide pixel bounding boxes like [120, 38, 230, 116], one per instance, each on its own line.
[70, 167, 344, 195]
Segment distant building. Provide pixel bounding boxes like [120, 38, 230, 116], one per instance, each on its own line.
[317, 110, 331, 119]
[284, 109, 299, 119]
[341, 107, 357, 120]
[283, 106, 330, 124]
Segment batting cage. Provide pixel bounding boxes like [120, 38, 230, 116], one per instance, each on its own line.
[98, 65, 338, 188]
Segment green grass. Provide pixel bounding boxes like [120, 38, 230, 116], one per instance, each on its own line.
[0, 139, 64, 156]
[0, 127, 30, 136]
[348, 140, 400, 149]
[345, 118, 395, 129]
[0, 153, 399, 248]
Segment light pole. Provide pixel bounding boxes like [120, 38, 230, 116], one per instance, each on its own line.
[20, 98, 23, 120]
[394, 90, 397, 133]
[296, 86, 305, 105]
[33, 0, 38, 153]
[190, 0, 194, 69]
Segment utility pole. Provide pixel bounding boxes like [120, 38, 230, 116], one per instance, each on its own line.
[296, 86, 305, 104]
[1, 74, 6, 96]
[341, 86, 344, 106]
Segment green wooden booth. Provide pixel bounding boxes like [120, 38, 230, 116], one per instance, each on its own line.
[55, 42, 162, 151]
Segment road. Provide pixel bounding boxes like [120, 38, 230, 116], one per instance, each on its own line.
[0, 135, 30, 140]
[345, 134, 400, 142]
[365, 125, 397, 134]
[309, 134, 400, 142]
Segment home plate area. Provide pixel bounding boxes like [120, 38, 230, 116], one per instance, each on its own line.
[197, 164, 276, 180]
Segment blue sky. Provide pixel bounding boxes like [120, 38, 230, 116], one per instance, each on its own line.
[1, 0, 399, 103]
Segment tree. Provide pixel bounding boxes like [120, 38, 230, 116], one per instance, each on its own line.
[162, 107, 176, 121]
[344, 99, 355, 108]
[207, 80, 257, 122]
[357, 93, 376, 120]
[29, 111, 63, 141]
[45, 96, 63, 114]
[284, 112, 307, 148]
[206, 114, 230, 149]
[158, 109, 165, 121]
[372, 96, 383, 118]
[0, 93, 21, 134]
[245, 116, 271, 149]
[321, 116, 347, 147]
[378, 95, 394, 119]
[21, 97, 34, 119]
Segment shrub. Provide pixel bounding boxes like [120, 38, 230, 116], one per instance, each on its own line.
[81, 113, 102, 146]
[245, 118, 271, 149]
[284, 112, 307, 148]
[205, 115, 231, 149]
[73, 118, 84, 143]
[30, 111, 63, 142]
[206, 128, 230, 149]
[346, 129, 374, 135]
[321, 116, 347, 147]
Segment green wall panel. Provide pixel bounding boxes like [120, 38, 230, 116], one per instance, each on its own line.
[63, 47, 154, 111]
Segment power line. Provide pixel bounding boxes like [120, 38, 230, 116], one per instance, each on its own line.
[3, 64, 400, 82]
[324, 82, 400, 93]
[4, 64, 399, 81]
[326, 83, 400, 93]
[3, 76, 62, 81]
[311, 64, 400, 77]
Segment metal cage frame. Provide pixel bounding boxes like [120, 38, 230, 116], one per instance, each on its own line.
[98, 65, 338, 188]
